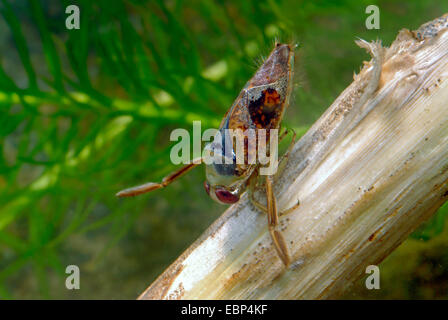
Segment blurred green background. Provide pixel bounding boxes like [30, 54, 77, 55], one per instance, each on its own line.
[0, 0, 447, 299]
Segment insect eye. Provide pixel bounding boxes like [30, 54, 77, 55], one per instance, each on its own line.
[215, 188, 239, 204]
[204, 181, 210, 195]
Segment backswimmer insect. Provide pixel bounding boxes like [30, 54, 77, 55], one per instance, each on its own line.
[116, 42, 300, 266]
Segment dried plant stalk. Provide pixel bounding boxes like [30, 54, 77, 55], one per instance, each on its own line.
[139, 14, 448, 300]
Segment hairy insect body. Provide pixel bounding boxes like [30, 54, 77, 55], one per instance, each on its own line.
[205, 43, 295, 204]
[117, 43, 298, 266]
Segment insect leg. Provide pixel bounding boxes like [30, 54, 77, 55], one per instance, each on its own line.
[249, 169, 268, 213]
[250, 170, 299, 217]
[116, 157, 202, 197]
[278, 127, 290, 143]
[276, 128, 296, 178]
[265, 174, 290, 267]
[276, 129, 300, 215]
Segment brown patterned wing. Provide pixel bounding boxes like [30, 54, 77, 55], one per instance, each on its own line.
[215, 43, 295, 173]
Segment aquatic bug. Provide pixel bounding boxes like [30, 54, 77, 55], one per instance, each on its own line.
[116, 43, 300, 266]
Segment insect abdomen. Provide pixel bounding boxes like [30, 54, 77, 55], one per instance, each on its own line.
[227, 43, 295, 132]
